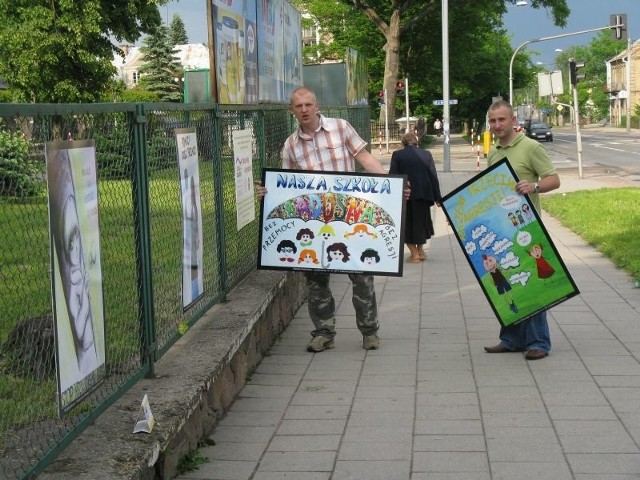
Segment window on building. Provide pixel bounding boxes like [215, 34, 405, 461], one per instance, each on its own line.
[132, 71, 139, 85]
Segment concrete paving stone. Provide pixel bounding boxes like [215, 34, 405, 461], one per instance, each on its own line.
[535, 380, 605, 395]
[569, 338, 631, 355]
[351, 396, 415, 412]
[255, 363, 309, 375]
[416, 405, 481, 421]
[481, 412, 552, 428]
[302, 369, 362, 381]
[554, 420, 639, 453]
[412, 451, 489, 472]
[248, 373, 303, 386]
[414, 419, 483, 435]
[574, 475, 640, 480]
[382, 327, 421, 339]
[419, 335, 470, 347]
[276, 418, 346, 435]
[541, 390, 610, 407]
[258, 451, 336, 472]
[581, 356, 640, 376]
[546, 405, 618, 421]
[198, 442, 266, 461]
[210, 425, 278, 443]
[413, 434, 485, 452]
[218, 410, 283, 427]
[270, 343, 315, 355]
[252, 472, 330, 480]
[554, 311, 610, 325]
[240, 384, 298, 398]
[417, 358, 472, 371]
[560, 324, 619, 340]
[602, 387, 640, 412]
[260, 354, 312, 365]
[531, 368, 594, 384]
[283, 404, 350, 420]
[415, 392, 478, 406]
[416, 378, 477, 394]
[365, 339, 419, 356]
[347, 411, 414, 427]
[473, 372, 536, 387]
[594, 375, 640, 387]
[267, 434, 341, 452]
[411, 473, 490, 480]
[178, 459, 257, 479]
[291, 391, 354, 406]
[298, 380, 357, 394]
[567, 453, 640, 475]
[229, 397, 291, 413]
[361, 362, 416, 375]
[358, 374, 416, 387]
[354, 385, 415, 399]
[363, 354, 418, 366]
[478, 387, 545, 413]
[489, 461, 573, 480]
[338, 442, 412, 460]
[332, 460, 410, 480]
[416, 342, 469, 353]
[485, 426, 565, 462]
[342, 426, 412, 444]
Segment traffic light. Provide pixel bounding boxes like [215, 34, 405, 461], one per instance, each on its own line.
[610, 13, 627, 41]
[396, 81, 405, 96]
[377, 91, 384, 106]
[569, 60, 585, 86]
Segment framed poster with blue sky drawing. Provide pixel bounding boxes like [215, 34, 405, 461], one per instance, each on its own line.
[440, 159, 579, 327]
[258, 169, 407, 276]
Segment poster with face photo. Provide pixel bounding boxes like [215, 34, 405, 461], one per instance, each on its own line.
[440, 158, 579, 327]
[45, 140, 106, 416]
[258, 169, 406, 276]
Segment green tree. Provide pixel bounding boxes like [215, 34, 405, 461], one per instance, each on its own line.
[138, 25, 183, 102]
[169, 13, 188, 45]
[0, 0, 164, 103]
[296, 0, 570, 123]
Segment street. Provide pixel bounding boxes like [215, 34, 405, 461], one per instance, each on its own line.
[544, 127, 640, 178]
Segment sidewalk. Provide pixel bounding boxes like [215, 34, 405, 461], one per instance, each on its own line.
[177, 135, 640, 480]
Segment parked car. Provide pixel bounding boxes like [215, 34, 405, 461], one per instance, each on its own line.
[525, 121, 553, 142]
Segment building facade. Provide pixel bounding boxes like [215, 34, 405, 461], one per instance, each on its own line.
[605, 39, 640, 126]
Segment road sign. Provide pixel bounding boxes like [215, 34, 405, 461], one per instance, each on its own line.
[433, 99, 458, 105]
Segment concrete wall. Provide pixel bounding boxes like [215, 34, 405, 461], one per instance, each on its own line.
[39, 270, 307, 479]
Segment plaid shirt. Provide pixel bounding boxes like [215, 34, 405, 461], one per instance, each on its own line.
[282, 114, 367, 172]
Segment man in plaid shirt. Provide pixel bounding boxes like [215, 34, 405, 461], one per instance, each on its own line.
[283, 87, 387, 352]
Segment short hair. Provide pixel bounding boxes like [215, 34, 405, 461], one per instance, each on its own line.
[290, 87, 317, 105]
[488, 99, 513, 115]
[401, 132, 418, 146]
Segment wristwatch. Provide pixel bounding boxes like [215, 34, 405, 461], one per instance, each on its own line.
[534, 183, 541, 193]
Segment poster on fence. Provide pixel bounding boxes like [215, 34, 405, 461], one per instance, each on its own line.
[258, 168, 406, 276]
[176, 128, 204, 309]
[440, 158, 579, 327]
[232, 129, 256, 231]
[46, 140, 106, 416]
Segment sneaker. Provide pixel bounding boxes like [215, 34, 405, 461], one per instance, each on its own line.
[306, 336, 335, 352]
[363, 334, 380, 350]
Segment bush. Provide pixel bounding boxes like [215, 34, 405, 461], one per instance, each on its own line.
[0, 130, 44, 199]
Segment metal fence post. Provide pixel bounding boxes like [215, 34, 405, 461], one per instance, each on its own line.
[131, 104, 157, 376]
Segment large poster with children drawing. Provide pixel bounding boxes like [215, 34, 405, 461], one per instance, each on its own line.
[440, 159, 579, 327]
[258, 169, 406, 276]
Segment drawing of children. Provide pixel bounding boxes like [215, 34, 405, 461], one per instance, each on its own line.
[528, 243, 555, 280]
[482, 254, 518, 313]
[326, 242, 351, 263]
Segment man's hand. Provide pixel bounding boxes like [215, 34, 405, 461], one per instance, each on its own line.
[254, 180, 267, 198]
[404, 181, 411, 200]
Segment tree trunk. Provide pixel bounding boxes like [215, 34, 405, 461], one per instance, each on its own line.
[379, 9, 401, 123]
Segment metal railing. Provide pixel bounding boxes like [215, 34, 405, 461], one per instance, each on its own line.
[0, 101, 371, 479]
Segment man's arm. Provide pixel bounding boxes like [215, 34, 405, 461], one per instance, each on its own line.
[355, 149, 387, 174]
[515, 173, 560, 195]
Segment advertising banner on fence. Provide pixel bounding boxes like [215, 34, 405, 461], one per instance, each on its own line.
[176, 128, 204, 309]
[258, 169, 406, 276]
[232, 129, 256, 230]
[440, 159, 579, 327]
[45, 140, 106, 416]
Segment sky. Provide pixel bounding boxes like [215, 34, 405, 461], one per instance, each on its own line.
[164, 0, 639, 62]
[503, 0, 639, 65]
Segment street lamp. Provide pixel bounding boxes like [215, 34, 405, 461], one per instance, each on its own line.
[516, 1, 528, 6]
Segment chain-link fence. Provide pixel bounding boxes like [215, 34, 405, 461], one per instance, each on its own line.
[0, 101, 370, 479]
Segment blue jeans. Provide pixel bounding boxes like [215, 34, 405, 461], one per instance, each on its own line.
[499, 311, 551, 352]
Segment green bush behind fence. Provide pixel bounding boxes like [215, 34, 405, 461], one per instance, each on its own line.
[0, 101, 371, 479]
